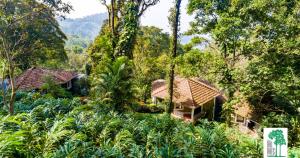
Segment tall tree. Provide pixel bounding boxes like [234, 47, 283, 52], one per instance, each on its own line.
[0, 0, 71, 115]
[186, 0, 249, 98]
[187, 0, 300, 112]
[167, 0, 181, 114]
[133, 26, 170, 103]
[97, 0, 160, 60]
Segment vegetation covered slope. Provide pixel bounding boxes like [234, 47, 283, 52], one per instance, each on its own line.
[1, 0, 300, 157]
[59, 13, 108, 40]
[0, 92, 264, 158]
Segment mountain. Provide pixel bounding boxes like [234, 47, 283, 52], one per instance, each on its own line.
[59, 13, 108, 41]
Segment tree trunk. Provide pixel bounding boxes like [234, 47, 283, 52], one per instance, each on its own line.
[275, 144, 278, 156]
[9, 79, 16, 115]
[167, 0, 181, 114]
[1, 65, 6, 108]
[279, 145, 281, 156]
[111, 0, 116, 55]
[1, 81, 5, 108]
[9, 70, 16, 115]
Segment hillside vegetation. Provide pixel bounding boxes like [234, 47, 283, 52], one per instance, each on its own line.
[0, 0, 299, 157]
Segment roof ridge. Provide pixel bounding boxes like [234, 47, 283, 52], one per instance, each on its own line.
[187, 79, 196, 107]
[189, 78, 220, 93]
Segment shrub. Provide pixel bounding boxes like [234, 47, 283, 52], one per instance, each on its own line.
[134, 103, 164, 113]
[40, 77, 72, 98]
[0, 95, 268, 157]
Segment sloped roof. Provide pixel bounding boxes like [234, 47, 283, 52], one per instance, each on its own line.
[16, 67, 78, 90]
[234, 103, 252, 118]
[151, 77, 222, 108]
[233, 98, 261, 122]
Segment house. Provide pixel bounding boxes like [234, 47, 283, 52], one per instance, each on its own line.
[233, 100, 260, 131]
[151, 77, 225, 122]
[15, 67, 78, 91]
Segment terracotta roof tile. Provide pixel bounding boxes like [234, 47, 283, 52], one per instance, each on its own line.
[151, 77, 222, 108]
[16, 67, 78, 90]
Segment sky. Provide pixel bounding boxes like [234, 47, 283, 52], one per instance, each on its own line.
[61, 0, 193, 33]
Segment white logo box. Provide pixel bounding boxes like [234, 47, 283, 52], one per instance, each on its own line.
[264, 128, 288, 158]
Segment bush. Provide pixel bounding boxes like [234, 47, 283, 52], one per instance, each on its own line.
[40, 77, 72, 98]
[134, 103, 164, 113]
[0, 95, 268, 157]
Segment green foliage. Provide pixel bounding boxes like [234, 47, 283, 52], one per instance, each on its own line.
[115, 2, 139, 58]
[67, 51, 87, 72]
[40, 77, 71, 98]
[133, 103, 165, 113]
[91, 57, 133, 111]
[133, 26, 170, 102]
[176, 48, 225, 83]
[0, 0, 71, 70]
[242, 54, 300, 113]
[289, 147, 300, 158]
[0, 93, 266, 157]
[87, 31, 113, 67]
[187, 0, 300, 112]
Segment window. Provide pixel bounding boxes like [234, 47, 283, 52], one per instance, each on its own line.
[194, 106, 202, 114]
[175, 103, 182, 109]
[236, 115, 244, 123]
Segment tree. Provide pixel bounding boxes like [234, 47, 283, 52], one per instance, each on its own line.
[0, 0, 71, 115]
[187, 0, 300, 112]
[167, 0, 181, 114]
[0, 0, 70, 70]
[268, 129, 286, 157]
[133, 26, 170, 103]
[187, 0, 247, 98]
[98, 0, 160, 59]
[92, 56, 133, 111]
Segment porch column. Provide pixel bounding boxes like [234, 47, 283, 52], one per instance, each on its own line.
[213, 97, 216, 120]
[191, 108, 195, 121]
[152, 97, 157, 105]
[235, 114, 237, 122]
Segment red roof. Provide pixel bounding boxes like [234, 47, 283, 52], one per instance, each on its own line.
[16, 67, 78, 90]
[151, 77, 222, 108]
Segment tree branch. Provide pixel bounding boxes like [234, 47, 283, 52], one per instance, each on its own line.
[138, 0, 160, 17]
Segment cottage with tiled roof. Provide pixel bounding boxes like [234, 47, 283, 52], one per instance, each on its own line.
[16, 67, 78, 90]
[151, 77, 226, 122]
[233, 98, 261, 131]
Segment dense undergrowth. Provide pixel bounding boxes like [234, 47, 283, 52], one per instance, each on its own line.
[0, 93, 299, 158]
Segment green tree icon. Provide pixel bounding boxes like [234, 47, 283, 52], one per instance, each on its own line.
[268, 129, 286, 157]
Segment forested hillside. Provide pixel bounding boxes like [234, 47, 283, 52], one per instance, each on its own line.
[59, 13, 107, 40]
[0, 0, 299, 157]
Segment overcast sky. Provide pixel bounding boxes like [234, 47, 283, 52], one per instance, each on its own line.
[61, 0, 193, 33]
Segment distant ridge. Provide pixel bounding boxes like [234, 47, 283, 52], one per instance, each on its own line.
[58, 13, 108, 40]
